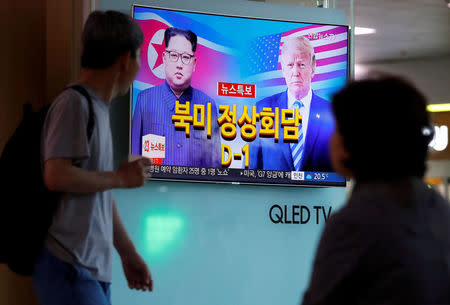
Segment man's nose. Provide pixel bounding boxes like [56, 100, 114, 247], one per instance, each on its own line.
[292, 64, 301, 75]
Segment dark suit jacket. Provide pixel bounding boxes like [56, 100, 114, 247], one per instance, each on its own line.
[249, 90, 334, 172]
[302, 178, 450, 305]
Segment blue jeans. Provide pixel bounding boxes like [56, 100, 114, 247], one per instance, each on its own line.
[33, 248, 111, 305]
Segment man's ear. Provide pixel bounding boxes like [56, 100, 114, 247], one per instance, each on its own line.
[192, 57, 197, 72]
[119, 51, 132, 71]
[310, 55, 316, 78]
[330, 130, 354, 178]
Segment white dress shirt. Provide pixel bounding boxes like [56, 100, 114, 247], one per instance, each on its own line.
[287, 88, 312, 142]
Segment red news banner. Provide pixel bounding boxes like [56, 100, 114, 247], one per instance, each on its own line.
[143, 139, 164, 165]
[218, 82, 256, 98]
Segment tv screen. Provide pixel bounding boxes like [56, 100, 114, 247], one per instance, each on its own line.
[131, 4, 348, 186]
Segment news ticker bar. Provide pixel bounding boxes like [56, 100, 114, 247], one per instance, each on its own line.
[145, 165, 346, 186]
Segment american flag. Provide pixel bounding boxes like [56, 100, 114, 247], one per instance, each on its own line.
[245, 24, 349, 101]
[248, 33, 282, 74]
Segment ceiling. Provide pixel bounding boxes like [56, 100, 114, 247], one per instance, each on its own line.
[336, 0, 450, 64]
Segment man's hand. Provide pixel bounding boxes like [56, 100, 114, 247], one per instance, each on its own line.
[116, 157, 151, 188]
[121, 251, 153, 292]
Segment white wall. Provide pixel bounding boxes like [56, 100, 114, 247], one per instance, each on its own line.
[95, 2, 350, 305]
[355, 56, 450, 104]
[98, 0, 346, 24]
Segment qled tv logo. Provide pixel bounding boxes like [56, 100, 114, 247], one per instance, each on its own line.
[269, 204, 332, 224]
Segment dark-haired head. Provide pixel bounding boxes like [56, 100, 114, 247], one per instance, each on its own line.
[331, 73, 433, 181]
[164, 27, 197, 53]
[81, 10, 143, 69]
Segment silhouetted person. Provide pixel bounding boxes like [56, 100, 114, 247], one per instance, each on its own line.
[302, 75, 450, 305]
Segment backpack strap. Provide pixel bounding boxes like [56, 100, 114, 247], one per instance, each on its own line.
[67, 85, 95, 141]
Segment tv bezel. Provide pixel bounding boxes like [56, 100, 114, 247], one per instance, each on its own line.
[130, 4, 349, 187]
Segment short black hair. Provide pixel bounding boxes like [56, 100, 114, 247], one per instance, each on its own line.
[332, 74, 434, 181]
[164, 27, 197, 53]
[81, 10, 144, 69]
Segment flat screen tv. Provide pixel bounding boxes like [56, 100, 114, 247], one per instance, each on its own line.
[130, 4, 348, 186]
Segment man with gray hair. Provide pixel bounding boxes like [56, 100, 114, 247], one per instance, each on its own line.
[250, 35, 334, 172]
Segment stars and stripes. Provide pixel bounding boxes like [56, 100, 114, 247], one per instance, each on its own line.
[248, 33, 282, 74]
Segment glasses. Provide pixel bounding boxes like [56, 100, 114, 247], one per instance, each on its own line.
[164, 50, 195, 65]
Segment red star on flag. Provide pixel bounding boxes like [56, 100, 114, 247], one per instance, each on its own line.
[151, 40, 165, 70]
